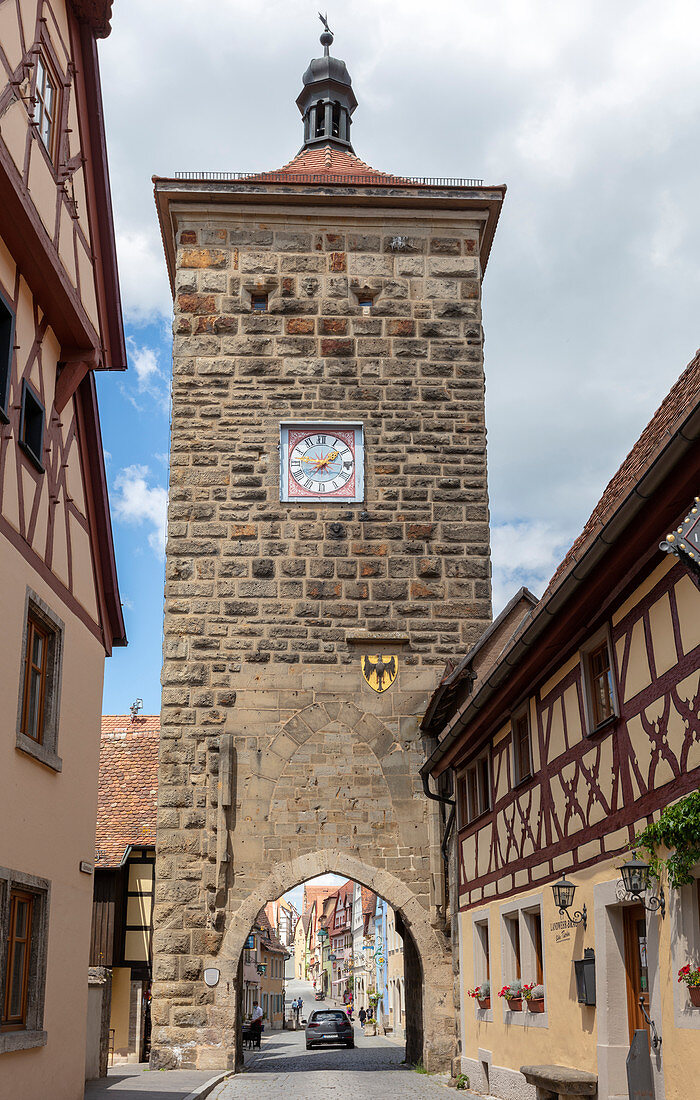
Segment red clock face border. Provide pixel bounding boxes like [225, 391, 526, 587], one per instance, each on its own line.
[280, 423, 364, 503]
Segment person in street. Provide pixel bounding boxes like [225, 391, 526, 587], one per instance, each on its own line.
[359, 1006, 366, 1027]
[251, 1000, 263, 1037]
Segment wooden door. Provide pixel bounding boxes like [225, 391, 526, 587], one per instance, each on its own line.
[623, 905, 650, 1045]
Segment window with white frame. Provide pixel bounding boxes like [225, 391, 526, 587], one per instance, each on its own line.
[500, 896, 547, 1016]
[474, 918, 490, 985]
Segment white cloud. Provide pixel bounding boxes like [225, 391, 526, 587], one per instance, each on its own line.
[115, 229, 171, 322]
[125, 335, 171, 413]
[491, 520, 574, 616]
[112, 465, 168, 558]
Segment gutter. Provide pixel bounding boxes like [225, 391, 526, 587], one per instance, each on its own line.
[421, 770, 455, 866]
[420, 397, 700, 780]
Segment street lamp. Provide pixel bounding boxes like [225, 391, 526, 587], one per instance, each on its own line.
[618, 852, 665, 916]
[551, 873, 587, 929]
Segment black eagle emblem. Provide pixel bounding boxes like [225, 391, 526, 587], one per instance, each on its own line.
[362, 654, 398, 693]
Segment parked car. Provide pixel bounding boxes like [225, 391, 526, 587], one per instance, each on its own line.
[306, 1009, 354, 1049]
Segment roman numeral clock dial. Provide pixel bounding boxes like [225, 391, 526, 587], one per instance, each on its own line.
[280, 423, 364, 503]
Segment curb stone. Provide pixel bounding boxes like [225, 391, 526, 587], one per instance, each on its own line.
[182, 1071, 236, 1100]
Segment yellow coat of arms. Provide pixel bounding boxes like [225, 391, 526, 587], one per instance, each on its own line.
[361, 654, 398, 693]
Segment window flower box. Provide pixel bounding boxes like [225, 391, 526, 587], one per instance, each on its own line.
[678, 965, 700, 1007]
[498, 980, 522, 1010]
[523, 982, 545, 1012]
[467, 980, 490, 1010]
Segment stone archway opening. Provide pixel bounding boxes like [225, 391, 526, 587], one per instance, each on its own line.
[208, 851, 453, 1074]
[234, 872, 424, 1075]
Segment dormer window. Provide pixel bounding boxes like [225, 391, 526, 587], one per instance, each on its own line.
[34, 54, 58, 159]
[251, 293, 268, 313]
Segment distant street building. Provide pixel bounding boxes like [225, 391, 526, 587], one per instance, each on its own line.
[0, 2, 126, 1097]
[351, 883, 377, 1012]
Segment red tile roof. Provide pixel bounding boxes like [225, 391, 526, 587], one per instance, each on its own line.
[256, 909, 288, 955]
[546, 348, 700, 594]
[95, 716, 160, 868]
[361, 886, 377, 916]
[242, 144, 415, 186]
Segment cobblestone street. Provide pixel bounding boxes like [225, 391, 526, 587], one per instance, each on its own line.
[210, 1025, 455, 1099]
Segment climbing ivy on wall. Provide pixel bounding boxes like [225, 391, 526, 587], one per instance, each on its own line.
[634, 791, 700, 888]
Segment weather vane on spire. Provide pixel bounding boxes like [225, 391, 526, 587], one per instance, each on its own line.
[318, 11, 334, 55]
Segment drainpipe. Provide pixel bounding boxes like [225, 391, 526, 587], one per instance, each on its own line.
[421, 769, 455, 866]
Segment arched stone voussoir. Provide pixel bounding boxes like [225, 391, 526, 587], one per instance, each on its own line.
[219, 848, 447, 965]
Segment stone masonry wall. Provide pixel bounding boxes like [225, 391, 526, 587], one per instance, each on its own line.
[152, 194, 494, 1074]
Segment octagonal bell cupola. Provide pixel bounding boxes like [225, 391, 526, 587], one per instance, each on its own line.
[296, 20, 357, 152]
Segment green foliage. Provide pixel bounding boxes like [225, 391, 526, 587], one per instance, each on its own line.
[634, 791, 700, 888]
[413, 1060, 429, 1074]
[456, 1073, 471, 1090]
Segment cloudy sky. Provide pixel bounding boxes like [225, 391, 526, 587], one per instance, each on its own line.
[99, 0, 700, 715]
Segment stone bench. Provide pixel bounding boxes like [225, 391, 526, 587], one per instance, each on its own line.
[520, 1065, 597, 1100]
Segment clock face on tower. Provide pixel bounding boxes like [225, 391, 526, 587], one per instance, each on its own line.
[280, 422, 364, 502]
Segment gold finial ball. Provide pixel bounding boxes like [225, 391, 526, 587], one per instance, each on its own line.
[667, 533, 675, 542]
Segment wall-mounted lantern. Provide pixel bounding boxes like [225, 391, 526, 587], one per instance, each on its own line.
[617, 852, 665, 916]
[574, 948, 596, 1005]
[551, 873, 587, 929]
[203, 968, 220, 988]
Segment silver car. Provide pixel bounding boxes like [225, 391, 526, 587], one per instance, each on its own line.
[305, 1008, 354, 1049]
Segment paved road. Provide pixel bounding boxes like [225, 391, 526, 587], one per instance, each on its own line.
[211, 981, 455, 1099]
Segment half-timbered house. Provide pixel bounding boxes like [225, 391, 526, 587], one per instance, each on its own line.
[91, 715, 159, 1064]
[0, 1, 125, 1096]
[422, 351, 700, 1100]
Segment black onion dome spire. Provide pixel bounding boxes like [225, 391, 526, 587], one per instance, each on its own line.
[296, 14, 357, 152]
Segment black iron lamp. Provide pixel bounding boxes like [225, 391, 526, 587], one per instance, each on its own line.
[617, 852, 665, 916]
[551, 873, 587, 929]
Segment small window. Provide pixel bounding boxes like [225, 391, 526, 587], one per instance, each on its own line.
[0, 290, 14, 421]
[0, 869, 50, 1051]
[20, 615, 50, 744]
[2, 890, 34, 1030]
[504, 913, 521, 981]
[16, 591, 63, 770]
[531, 912, 544, 986]
[34, 53, 58, 159]
[475, 919, 490, 982]
[331, 101, 341, 138]
[582, 630, 617, 733]
[251, 293, 268, 312]
[512, 706, 532, 784]
[464, 748, 491, 823]
[19, 382, 45, 472]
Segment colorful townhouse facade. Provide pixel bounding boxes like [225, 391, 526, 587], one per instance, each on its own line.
[352, 882, 377, 1013]
[423, 351, 700, 1100]
[0, 2, 126, 1097]
[330, 880, 353, 1002]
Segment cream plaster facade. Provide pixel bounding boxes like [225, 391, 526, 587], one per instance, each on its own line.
[0, 1, 125, 1097]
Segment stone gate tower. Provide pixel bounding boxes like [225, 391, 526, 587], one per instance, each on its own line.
[151, 24, 504, 1075]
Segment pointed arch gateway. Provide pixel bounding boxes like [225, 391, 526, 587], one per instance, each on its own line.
[215, 849, 455, 1072]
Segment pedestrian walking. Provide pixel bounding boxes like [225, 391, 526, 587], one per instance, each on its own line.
[251, 1000, 263, 1043]
[359, 1006, 366, 1027]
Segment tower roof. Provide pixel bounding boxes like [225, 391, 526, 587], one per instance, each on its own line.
[296, 16, 358, 153]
